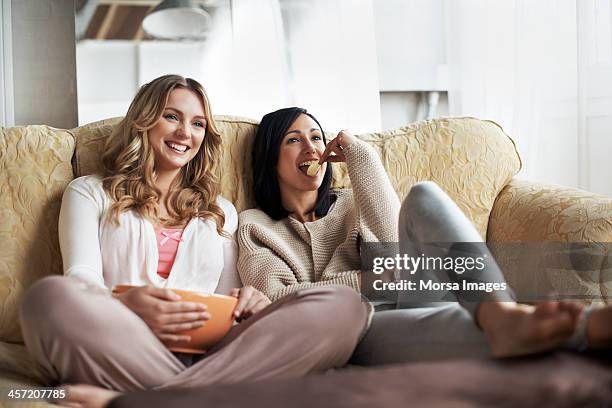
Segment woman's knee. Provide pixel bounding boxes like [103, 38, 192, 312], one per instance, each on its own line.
[21, 276, 126, 352]
[21, 276, 77, 323]
[20, 276, 106, 341]
[401, 181, 446, 218]
[331, 285, 368, 327]
[303, 285, 367, 343]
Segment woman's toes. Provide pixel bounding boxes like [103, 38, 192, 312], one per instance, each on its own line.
[481, 302, 579, 357]
[532, 311, 574, 339]
[559, 302, 584, 327]
[586, 305, 612, 348]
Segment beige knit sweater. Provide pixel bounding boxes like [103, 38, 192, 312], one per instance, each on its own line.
[237, 140, 400, 303]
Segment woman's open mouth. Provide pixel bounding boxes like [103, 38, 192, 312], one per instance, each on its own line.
[165, 141, 190, 154]
[298, 160, 320, 176]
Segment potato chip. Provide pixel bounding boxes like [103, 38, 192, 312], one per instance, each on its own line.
[307, 162, 321, 176]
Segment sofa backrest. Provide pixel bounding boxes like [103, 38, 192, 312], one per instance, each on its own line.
[72, 116, 522, 237]
[1, 115, 520, 342]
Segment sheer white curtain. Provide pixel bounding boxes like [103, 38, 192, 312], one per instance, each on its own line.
[201, 0, 290, 121]
[445, 0, 612, 197]
[577, 0, 612, 197]
[202, 0, 381, 133]
[281, 0, 381, 132]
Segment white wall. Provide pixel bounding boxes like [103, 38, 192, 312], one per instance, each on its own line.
[578, 1, 612, 196]
[77, 0, 446, 131]
[12, 0, 77, 128]
[380, 91, 449, 131]
[0, 0, 14, 126]
[76, 41, 137, 124]
[374, 0, 447, 91]
[76, 41, 212, 125]
[373, 0, 449, 129]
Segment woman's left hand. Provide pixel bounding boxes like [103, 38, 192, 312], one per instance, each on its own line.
[230, 286, 271, 321]
[319, 130, 357, 164]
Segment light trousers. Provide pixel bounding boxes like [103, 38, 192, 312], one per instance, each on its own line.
[21, 277, 369, 391]
[353, 181, 507, 364]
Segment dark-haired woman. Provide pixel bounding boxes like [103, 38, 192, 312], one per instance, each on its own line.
[238, 107, 612, 364]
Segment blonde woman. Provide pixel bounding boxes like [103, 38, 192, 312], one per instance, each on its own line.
[20, 76, 368, 406]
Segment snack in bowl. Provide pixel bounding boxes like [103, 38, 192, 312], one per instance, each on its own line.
[112, 285, 237, 354]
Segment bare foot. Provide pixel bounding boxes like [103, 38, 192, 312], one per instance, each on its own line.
[477, 301, 582, 357]
[58, 384, 121, 408]
[586, 305, 612, 348]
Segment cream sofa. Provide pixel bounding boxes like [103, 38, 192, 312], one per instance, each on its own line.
[1, 116, 611, 407]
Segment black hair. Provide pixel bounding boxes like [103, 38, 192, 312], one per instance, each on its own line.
[252, 107, 334, 220]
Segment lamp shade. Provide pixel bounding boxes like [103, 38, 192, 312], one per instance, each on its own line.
[142, 0, 212, 40]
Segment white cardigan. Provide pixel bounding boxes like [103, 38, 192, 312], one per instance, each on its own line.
[58, 175, 240, 294]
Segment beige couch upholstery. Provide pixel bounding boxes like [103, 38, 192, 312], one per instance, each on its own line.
[1, 116, 610, 406]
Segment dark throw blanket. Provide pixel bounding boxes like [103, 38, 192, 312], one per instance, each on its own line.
[110, 351, 612, 408]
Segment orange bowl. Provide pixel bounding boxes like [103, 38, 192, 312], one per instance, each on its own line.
[113, 285, 237, 354]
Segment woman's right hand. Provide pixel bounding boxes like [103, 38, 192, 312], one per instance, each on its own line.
[319, 130, 357, 164]
[113, 285, 210, 342]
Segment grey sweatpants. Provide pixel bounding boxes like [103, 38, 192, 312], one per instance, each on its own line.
[20, 278, 368, 391]
[352, 181, 507, 364]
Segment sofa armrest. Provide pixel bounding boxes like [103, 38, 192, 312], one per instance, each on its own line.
[487, 178, 612, 303]
[488, 178, 612, 242]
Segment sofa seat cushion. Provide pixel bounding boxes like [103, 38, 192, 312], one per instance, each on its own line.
[0, 341, 43, 383]
[0, 341, 58, 407]
[0, 371, 55, 408]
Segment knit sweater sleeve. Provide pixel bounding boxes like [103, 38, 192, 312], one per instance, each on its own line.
[343, 139, 400, 242]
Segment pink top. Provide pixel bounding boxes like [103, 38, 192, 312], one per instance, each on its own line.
[155, 226, 185, 279]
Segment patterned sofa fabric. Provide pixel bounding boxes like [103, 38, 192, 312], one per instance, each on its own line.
[488, 178, 612, 303]
[0, 125, 75, 343]
[489, 178, 612, 242]
[72, 116, 522, 238]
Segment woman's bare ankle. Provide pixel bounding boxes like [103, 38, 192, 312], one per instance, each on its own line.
[476, 301, 518, 332]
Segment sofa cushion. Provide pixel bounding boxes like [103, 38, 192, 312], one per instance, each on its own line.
[71, 117, 121, 178]
[488, 179, 612, 303]
[72, 116, 521, 238]
[0, 369, 54, 407]
[0, 126, 74, 342]
[331, 117, 521, 238]
[0, 341, 43, 383]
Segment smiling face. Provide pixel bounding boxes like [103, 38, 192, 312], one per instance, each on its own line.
[147, 87, 207, 177]
[276, 113, 328, 195]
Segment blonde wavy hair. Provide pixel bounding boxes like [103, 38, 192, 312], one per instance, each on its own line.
[101, 74, 227, 236]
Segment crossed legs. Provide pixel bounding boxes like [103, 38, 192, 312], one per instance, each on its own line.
[354, 181, 608, 365]
[20, 276, 369, 391]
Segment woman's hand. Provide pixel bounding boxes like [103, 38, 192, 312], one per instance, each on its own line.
[319, 130, 357, 164]
[113, 285, 210, 343]
[230, 286, 271, 322]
